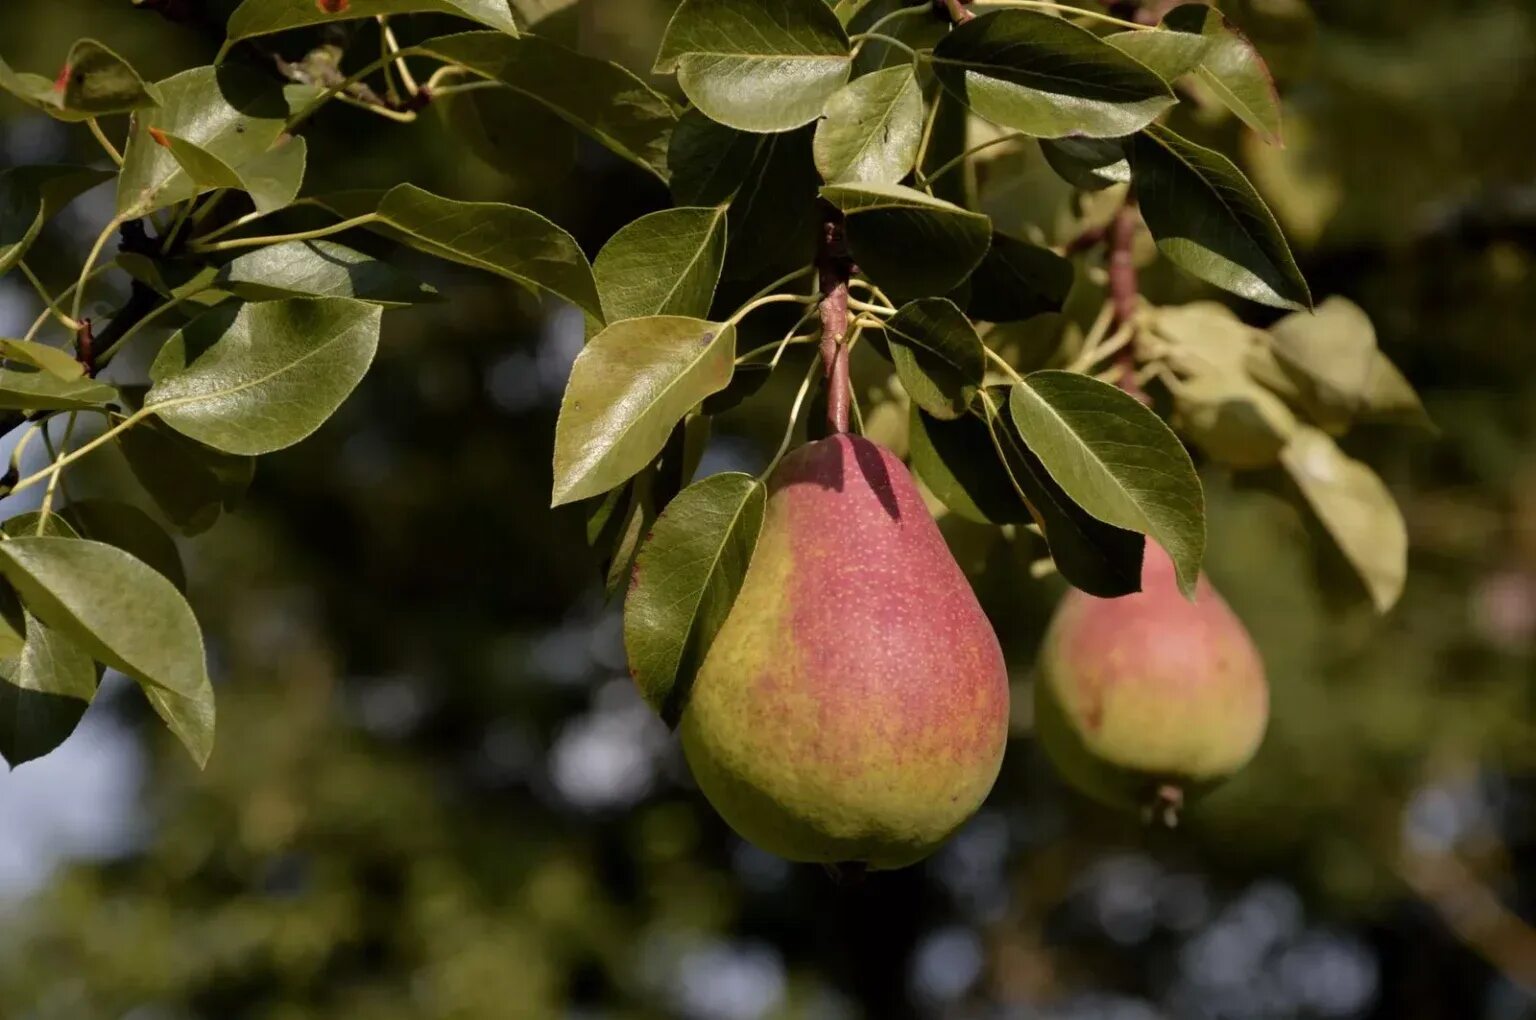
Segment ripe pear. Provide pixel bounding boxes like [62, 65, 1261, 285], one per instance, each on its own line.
[680, 435, 1010, 870]
[1035, 542, 1268, 821]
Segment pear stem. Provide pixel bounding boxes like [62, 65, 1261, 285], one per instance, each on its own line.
[817, 210, 855, 434]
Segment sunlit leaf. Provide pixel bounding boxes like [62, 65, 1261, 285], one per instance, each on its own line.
[0, 339, 85, 380]
[813, 65, 924, 185]
[1161, 3, 1283, 145]
[160, 132, 306, 215]
[594, 206, 728, 322]
[61, 500, 187, 593]
[0, 368, 117, 412]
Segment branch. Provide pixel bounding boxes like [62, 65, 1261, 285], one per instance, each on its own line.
[1106, 198, 1148, 401]
[817, 209, 854, 435]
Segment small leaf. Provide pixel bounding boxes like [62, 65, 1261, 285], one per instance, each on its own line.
[318, 183, 602, 319]
[909, 405, 1031, 525]
[1105, 25, 1212, 82]
[655, 0, 852, 133]
[117, 420, 254, 536]
[0, 604, 96, 768]
[881, 298, 985, 420]
[117, 65, 288, 218]
[61, 500, 187, 593]
[0, 339, 85, 380]
[1132, 125, 1310, 311]
[932, 10, 1175, 139]
[1162, 3, 1283, 145]
[0, 39, 159, 122]
[980, 389, 1144, 596]
[1038, 136, 1131, 192]
[1009, 370, 1204, 595]
[552, 316, 737, 506]
[966, 232, 1073, 323]
[0, 165, 114, 276]
[216, 240, 438, 307]
[624, 472, 765, 723]
[821, 182, 992, 300]
[159, 132, 306, 215]
[813, 65, 924, 185]
[1280, 425, 1407, 613]
[0, 537, 214, 766]
[1171, 373, 1297, 470]
[0, 368, 118, 412]
[594, 206, 728, 323]
[145, 298, 380, 456]
[414, 32, 674, 181]
[226, 0, 518, 41]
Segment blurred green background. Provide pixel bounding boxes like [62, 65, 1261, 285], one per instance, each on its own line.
[1, 1, 1534, 1017]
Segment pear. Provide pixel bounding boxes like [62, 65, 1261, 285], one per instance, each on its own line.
[680, 435, 1010, 869]
[1035, 542, 1268, 822]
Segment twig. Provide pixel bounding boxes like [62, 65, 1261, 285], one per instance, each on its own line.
[937, 0, 975, 24]
[1107, 198, 1147, 400]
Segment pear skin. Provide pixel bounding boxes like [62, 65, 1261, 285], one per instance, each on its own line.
[1036, 542, 1269, 818]
[679, 435, 1010, 869]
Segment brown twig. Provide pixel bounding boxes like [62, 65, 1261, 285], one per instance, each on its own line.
[936, 0, 975, 24]
[1107, 198, 1147, 400]
[817, 211, 854, 435]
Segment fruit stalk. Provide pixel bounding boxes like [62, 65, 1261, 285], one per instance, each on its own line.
[817, 212, 853, 434]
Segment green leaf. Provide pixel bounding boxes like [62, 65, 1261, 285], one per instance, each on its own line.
[1267, 297, 1432, 432]
[1105, 25, 1212, 82]
[1038, 136, 1131, 191]
[317, 183, 602, 319]
[931, 10, 1175, 138]
[624, 472, 765, 724]
[821, 182, 992, 300]
[909, 405, 1032, 525]
[160, 132, 306, 216]
[438, 85, 577, 187]
[552, 316, 737, 506]
[117, 65, 288, 218]
[145, 298, 382, 456]
[881, 298, 985, 420]
[1171, 373, 1297, 470]
[965, 232, 1073, 323]
[117, 253, 222, 305]
[813, 65, 924, 185]
[1162, 3, 1283, 145]
[0, 590, 96, 768]
[0, 339, 85, 380]
[594, 206, 728, 323]
[0, 368, 118, 412]
[117, 420, 254, 536]
[0, 537, 214, 767]
[980, 389, 1144, 597]
[414, 32, 673, 181]
[0, 39, 159, 122]
[61, 500, 187, 593]
[843, 0, 950, 74]
[655, 0, 852, 133]
[1132, 125, 1311, 311]
[1280, 425, 1407, 613]
[1008, 370, 1204, 595]
[215, 239, 438, 307]
[0, 165, 114, 276]
[226, 0, 518, 42]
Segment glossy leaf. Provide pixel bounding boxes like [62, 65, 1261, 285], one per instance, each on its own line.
[117, 65, 288, 218]
[966, 232, 1073, 323]
[1280, 425, 1407, 613]
[215, 240, 438, 307]
[1009, 370, 1204, 595]
[1162, 3, 1283, 145]
[118, 420, 254, 536]
[655, 0, 852, 133]
[1132, 125, 1310, 311]
[909, 405, 1032, 525]
[821, 182, 992, 300]
[813, 65, 924, 185]
[415, 32, 673, 181]
[552, 316, 737, 506]
[144, 298, 380, 456]
[0, 339, 86, 380]
[0, 368, 118, 411]
[0, 537, 214, 766]
[1038, 136, 1130, 192]
[0, 39, 158, 122]
[881, 298, 985, 420]
[594, 206, 727, 323]
[624, 472, 765, 723]
[61, 500, 187, 593]
[0, 165, 114, 276]
[932, 10, 1175, 138]
[160, 132, 306, 215]
[1105, 25, 1212, 82]
[318, 183, 602, 319]
[226, 0, 517, 41]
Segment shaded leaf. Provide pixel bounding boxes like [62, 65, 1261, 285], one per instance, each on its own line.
[843, 0, 950, 74]
[0, 39, 158, 122]
[821, 182, 992, 300]
[0, 537, 214, 766]
[118, 420, 254, 536]
[318, 183, 602, 319]
[1038, 136, 1131, 191]
[624, 472, 765, 724]
[438, 85, 577, 186]
[1280, 425, 1407, 613]
[0, 593, 96, 768]
[0, 165, 114, 276]
[594, 206, 727, 323]
[932, 10, 1175, 138]
[1009, 370, 1204, 595]
[909, 405, 1032, 525]
[1162, 3, 1283, 145]
[145, 298, 381, 456]
[1171, 373, 1297, 470]
[61, 500, 187, 593]
[1132, 125, 1310, 311]
[881, 298, 985, 420]
[966, 232, 1073, 323]
[813, 65, 924, 185]
[552, 316, 737, 506]
[216, 239, 438, 307]
[226, 0, 517, 41]
[655, 0, 852, 133]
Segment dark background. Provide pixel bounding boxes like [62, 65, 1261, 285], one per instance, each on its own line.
[1, 1, 1534, 1017]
